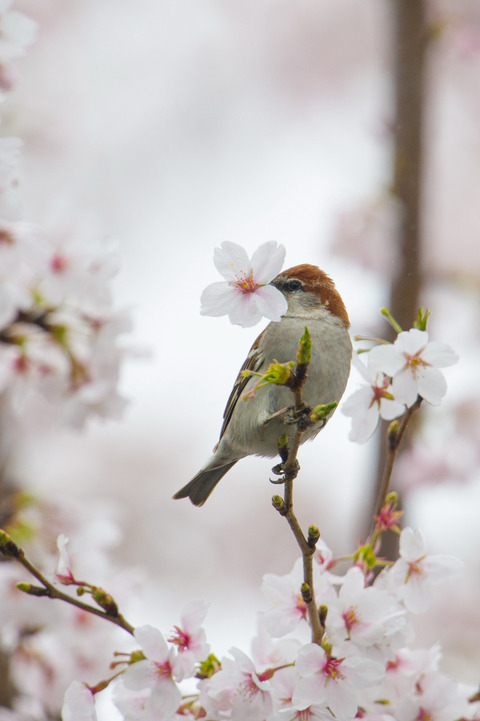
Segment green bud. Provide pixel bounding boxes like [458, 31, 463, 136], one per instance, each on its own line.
[0, 529, 20, 558]
[197, 653, 221, 679]
[385, 491, 398, 506]
[354, 544, 378, 570]
[277, 433, 288, 449]
[92, 588, 119, 616]
[319, 604, 328, 626]
[296, 326, 312, 365]
[414, 307, 431, 331]
[380, 307, 403, 334]
[307, 525, 320, 547]
[50, 323, 69, 348]
[387, 419, 400, 450]
[129, 650, 146, 664]
[300, 582, 312, 604]
[310, 402, 337, 424]
[16, 582, 48, 597]
[271, 495, 286, 513]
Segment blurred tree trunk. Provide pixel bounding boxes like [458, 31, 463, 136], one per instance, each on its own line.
[370, 0, 428, 558]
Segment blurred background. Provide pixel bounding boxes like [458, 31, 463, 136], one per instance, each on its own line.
[2, 0, 480, 714]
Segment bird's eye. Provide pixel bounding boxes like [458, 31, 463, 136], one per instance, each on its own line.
[284, 279, 303, 292]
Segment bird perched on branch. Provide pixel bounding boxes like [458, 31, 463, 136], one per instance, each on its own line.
[174, 264, 352, 506]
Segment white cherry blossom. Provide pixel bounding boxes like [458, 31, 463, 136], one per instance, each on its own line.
[293, 643, 384, 720]
[120, 626, 182, 719]
[325, 566, 407, 655]
[368, 329, 459, 408]
[200, 241, 288, 327]
[61, 681, 97, 721]
[386, 528, 464, 613]
[342, 352, 405, 443]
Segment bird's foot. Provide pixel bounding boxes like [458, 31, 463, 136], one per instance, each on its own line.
[284, 405, 312, 430]
[270, 459, 300, 484]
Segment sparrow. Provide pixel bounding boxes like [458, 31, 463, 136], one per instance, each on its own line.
[174, 264, 352, 505]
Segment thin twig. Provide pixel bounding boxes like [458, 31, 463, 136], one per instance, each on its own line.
[373, 397, 423, 522]
[1, 533, 135, 636]
[271, 330, 325, 645]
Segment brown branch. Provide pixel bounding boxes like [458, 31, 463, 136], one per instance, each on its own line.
[271, 329, 325, 645]
[1, 531, 135, 636]
[372, 397, 423, 527]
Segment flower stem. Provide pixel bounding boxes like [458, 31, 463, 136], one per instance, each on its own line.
[271, 328, 325, 645]
[5, 535, 135, 636]
[373, 397, 422, 523]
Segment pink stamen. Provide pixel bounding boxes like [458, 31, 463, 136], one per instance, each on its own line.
[233, 271, 258, 294]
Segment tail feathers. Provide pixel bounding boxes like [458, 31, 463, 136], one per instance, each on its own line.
[173, 461, 237, 506]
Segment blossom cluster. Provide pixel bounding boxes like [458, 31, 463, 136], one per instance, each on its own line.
[342, 329, 459, 443]
[60, 527, 476, 721]
[0, 492, 133, 718]
[0, 2, 131, 433]
[0, 222, 131, 430]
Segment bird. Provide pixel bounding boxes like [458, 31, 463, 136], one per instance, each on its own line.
[174, 264, 352, 506]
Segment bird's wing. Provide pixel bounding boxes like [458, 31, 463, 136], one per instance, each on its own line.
[218, 330, 265, 441]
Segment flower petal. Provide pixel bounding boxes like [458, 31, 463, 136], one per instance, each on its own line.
[422, 341, 459, 368]
[399, 528, 426, 560]
[213, 242, 251, 281]
[368, 343, 405, 377]
[391, 370, 419, 407]
[252, 284, 287, 322]
[416, 368, 447, 405]
[250, 241, 286, 284]
[200, 282, 237, 316]
[395, 328, 429, 355]
[228, 293, 263, 327]
[135, 625, 168, 663]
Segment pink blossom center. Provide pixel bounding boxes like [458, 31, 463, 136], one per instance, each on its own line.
[406, 557, 425, 581]
[322, 655, 345, 682]
[416, 709, 432, 721]
[233, 271, 258, 294]
[405, 351, 429, 377]
[169, 625, 191, 651]
[154, 660, 173, 678]
[13, 355, 29, 374]
[374, 504, 402, 531]
[51, 253, 68, 273]
[296, 710, 316, 720]
[342, 606, 360, 634]
[370, 377, 393, 408]
[241, 673, 261, 699]
[0, 229, 13, 245]
[296, 593, 307, 620]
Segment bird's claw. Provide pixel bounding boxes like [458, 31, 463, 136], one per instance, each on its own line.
[284, 405, 311, 430]
[269, 458, 300, 485]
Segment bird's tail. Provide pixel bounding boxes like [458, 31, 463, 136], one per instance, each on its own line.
[173, 461, 237, 506]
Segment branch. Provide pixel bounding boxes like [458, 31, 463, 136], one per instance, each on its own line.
[0, 530, 135, 636]
[269, 327, 327, 645]
[372, 397, 423, 524]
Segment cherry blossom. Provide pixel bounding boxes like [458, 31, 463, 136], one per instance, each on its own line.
[325, 566, 407, 656]
[261, 557, 335, 638]
[167, 600, 210, 679]
[61, 681, 98, 721]
[55, 534, 74, 584]
[368, 329, 459, 408]
[200, 241, 288, 327]
[385, 528, 464, 613]
[342, 352, 405, 443]
[293, 643, 384, 719]
[120, 626, 182, 719]
[267, 666, 332, 721]
[200, 647, 273, 721]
